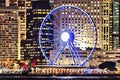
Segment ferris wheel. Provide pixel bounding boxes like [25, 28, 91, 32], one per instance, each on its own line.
[39, 5, 97, 66]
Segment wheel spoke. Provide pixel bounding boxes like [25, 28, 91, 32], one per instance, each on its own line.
[40, 32, 59, 37]
[43, 24, 59, 33]
[44, 42, 59, 52]
[49, 41, 60, 58]
[42, 38, 59, 43]
[69, 46, 76, 65]
[51, 43, 66, 64]
[69, 42, 81, 65]
[70, 42, 82, 65]
[44, 48, 52, 52]
[40, 33, 52, 36]
[75, 35, 87, 37]
[54, 12, 60, 22]
[48, 17, 59, 29]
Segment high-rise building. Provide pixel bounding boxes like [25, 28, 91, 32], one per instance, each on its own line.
[54, 0, 102, 49]
[21, 0, 52, 64]
[5, 0, 27, 40]
[0, 7, 20, 61]
[102, 0, 120, 50]
[4, 0, 32, 59]
[90, 0, 120, 66]
[2, 0, 52, 61]
[112, 0, 120, 49]
[102, 0, 112, 50]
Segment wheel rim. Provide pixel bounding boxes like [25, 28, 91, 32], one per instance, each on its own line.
[39, 5, 97, 66]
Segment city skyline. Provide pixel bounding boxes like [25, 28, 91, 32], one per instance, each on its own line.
[0, 0, 120, 66]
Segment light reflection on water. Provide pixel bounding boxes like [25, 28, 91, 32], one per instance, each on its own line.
[0, 76, 119, 79]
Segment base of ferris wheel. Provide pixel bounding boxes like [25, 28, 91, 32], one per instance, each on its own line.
[35, 64, 87, 68]
[46, 59, 87, 67]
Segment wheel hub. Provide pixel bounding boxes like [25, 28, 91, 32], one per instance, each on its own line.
[60, 31, 75, 42]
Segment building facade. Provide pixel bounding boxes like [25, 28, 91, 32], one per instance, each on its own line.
[112, 0, 120, 50]
[102, 0, 120, 50]
[6, 0, 27, 40]
[4, 0, 32, 59]
[4, 0, 37, 60]
[102, 0, 112, 50]
[2, 0, 53, 61]
[0, 0, 31, 60]
[0, 7, 20, 61]
[21, 0, 52, 64]
[54, 0, 102, 49]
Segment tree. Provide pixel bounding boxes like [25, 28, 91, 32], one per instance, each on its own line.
[99, 61, 117, 71]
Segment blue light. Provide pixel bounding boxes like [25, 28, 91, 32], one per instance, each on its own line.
[61, 32, 70, 42]
[69, 32, 75, 42]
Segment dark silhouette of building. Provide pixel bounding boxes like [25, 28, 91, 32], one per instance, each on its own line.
[22, 0, 52, 64]
[0, 0, 5, 6]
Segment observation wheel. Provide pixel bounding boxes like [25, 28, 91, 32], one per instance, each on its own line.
[39, 5, 97, 66]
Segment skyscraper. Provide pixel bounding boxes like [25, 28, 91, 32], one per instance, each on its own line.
[22, 0, 52, 64]
[102, 0, 113, 50]
[4, 0, 27, 40]
[3, 0, 32, 59]
[102, 0, 120, 50]
[0, 7, 20, 61]
[112, 0, 120, 49]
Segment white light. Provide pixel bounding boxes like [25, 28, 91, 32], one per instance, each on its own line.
[61, 32, 70, 42]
